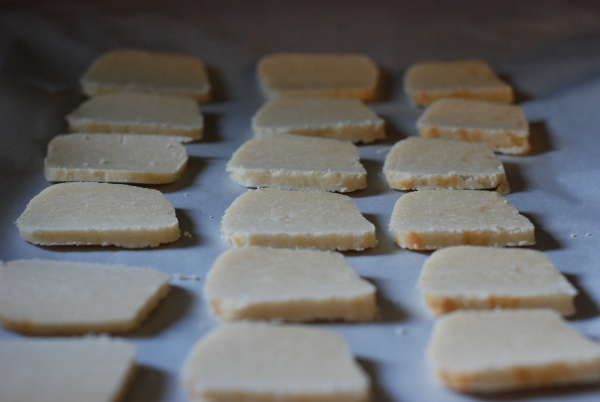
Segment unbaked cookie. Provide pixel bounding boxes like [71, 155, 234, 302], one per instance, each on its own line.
[181, 322, 371, 401]
[257, 53, 379, 102]
[45, 133, 188, 184]
[17, 182, 180, 248]
[389, 190, 534, 250]
[417, 246, 577, 316]
[226, 134, 366, 192]
[80, 49, 211, 102]
[221, 188, 377, 251]
[383, 137, 509, 193]
[404, 59, 513, 106]
[205, 246, 377, 322]
[0, 259, 170, 335]
[252, 97, 385, 143]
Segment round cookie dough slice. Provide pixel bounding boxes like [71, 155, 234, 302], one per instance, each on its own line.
[205, 246, 377, 322]
[404, 59, 514, 106]
[66, 92, 204, 142]
[257, 53, 380, 102]
[80, 49, 212, 102]
[226, 134, 367, 192]
[383, 137, 510, 193]
[0, 259, 170, 335]
[181, 322, 371, 402]
[221, 188, 377, 251]
[16, 182, 180, 248]
[417, 246, 577, 316]
[389, 190, 534, 250]
[252, 97, 385, 143]
[0, 336, 136, 402]
[45, 133, 188, 184]
[427, 309, 600, 393]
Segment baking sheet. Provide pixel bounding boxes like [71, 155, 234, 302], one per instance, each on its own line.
[2, 1, 600, 401]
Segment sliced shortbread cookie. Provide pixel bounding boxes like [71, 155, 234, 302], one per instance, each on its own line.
[404, 59, 514, 106]
[383, 137, 509, 193]
[389, 190, 534, 250]
[181, 322, 371, 402]
[0, 259, 170, 335]
[0, 336, 136, 402]
[226, 134, 367, 192]
[17, 182, 180, 248]
[221, 189, 377, 251]
[417, 246, 577, 316]
[80, 49, 211, 102]
[252, 97, 385, 143]
[257, 53, 379, 102]
[427, 309, 600, 393]
[417, 98, 530, 155]
[45, 133, 188, 184]
[205, 246, 377, 322]
[66, 92, 204, 142]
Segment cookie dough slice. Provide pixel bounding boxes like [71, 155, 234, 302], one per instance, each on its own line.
[0, 259, 170, 335]
[257, 53, 379, 102]
[0, 336, 136, 402]
[227, 134, 367, 192]
[45, 133, 188, 184]
[205, 246, 377, 322]
[427, 309, 600, 393]
[417, 246, 577, 316]
[182, 322, 371, 402]
[383, 137, 509, 193]
[252, 97, 385, 143]
[417, 98, 530, 155]
[221, 189, 377, 251]
[17, 182, 180, 248]
[66, 92, 204, 142]
[80, 49, 211, 102]
[389, 190, 534, 250]
[404, 59, 514, 106]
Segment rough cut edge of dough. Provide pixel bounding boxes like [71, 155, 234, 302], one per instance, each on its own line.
[18, 225, 181, 249]
[210, 293, 378, 323]
[67, 120, 203, 142]
[418, 125, 530, 155]
[227, 167, 367, 193]
[0, 281, 171, 336]
[383, 171, 510, 194]
[422, 293, 576, 317]
[222, 231, 378, 252]
[391, 227, 535, 251]
[45, 165, 187, 184]
[407, 86, 514, 107]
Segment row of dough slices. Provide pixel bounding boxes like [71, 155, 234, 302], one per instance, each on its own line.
[6, 50, 599, 401]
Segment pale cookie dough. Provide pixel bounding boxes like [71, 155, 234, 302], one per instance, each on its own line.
[16, 182, 180, 248]
[181, 322, 371, 402]
[226, 134, 367, 192]
[257, 53, 379, 102]
[204, 246, 377, 322]
[80, 49, 211, 102]
[252, 97, 385, 143]
[427, 309, 600, 393]
[0, 336, 136, 402]
[45, 133, 188, 184]
[417, 98, 530, 155]
[404, 59, 514, 106]
[221, 188, 377, 251]
[417, 246, 577, 316]
[0, 259, 170, 335]
[383, 137, 510, 193]
[389, 190, 534, 250]
[66, 92, 204, 142]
